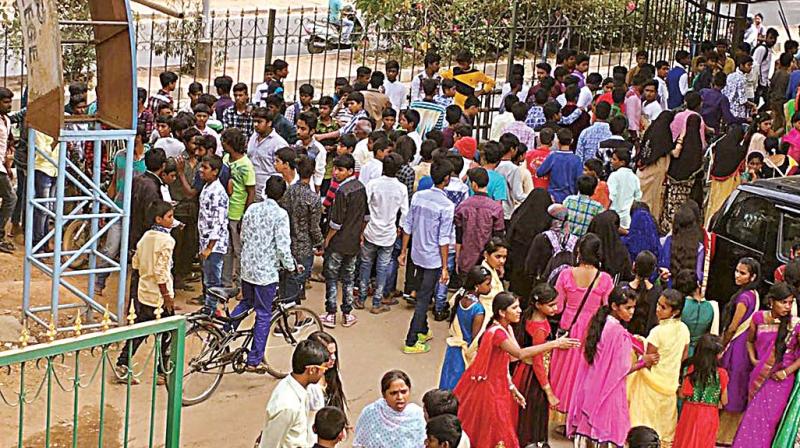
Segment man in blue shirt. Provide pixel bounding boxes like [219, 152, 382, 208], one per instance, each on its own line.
[399, 159, 455, 354]
[537, 128, 583, 203]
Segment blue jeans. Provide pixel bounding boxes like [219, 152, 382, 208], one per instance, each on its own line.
[231, 281, 277, 366]
[283, 254, 313, 303]
[359, 240, 393, 307]
[434, 250, 456, 312]
[323, 251, 357, 314]
[96, 219, 123, 289]
[203, 252, 225, 309]
[404, 267, 440, 347]
[383, 236, 403, 296]
[33, 171, 56, 247]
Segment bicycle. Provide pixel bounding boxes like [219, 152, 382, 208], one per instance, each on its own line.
[180, 285, 323, 406]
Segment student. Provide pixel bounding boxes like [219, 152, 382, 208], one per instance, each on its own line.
[562, 174, 603, 237]
[628, 289, 691, 445]
[421, 389, 470, 448]
[148, 71, 177, 112]
[383, 60, 408, 114]
[435, 78, 457, 108]
[359, 137, 393, 187]
[222, 82, 254, 137]
[114, 200, 176, 385]
[212, 75, 234, 120]
[413, 140, 435, 189]
[312, 406, 348, 448]
[295, 112, 327, 191]
[503, 101, 536, 150]
[491, 95, 518, 141]
[153, 116, 185, 159]
[355, 65, 372, 87]
[722, 55, 755, 120]
[233, 176, 297, 372]
[321, 154, 367, 329]
[182, 81, 203, 114]
[258, 340, 329, 447]
[285, 83, 317, 125]
[264, 94, 297, 143]
[583, 158, 610, 209]
[438, 266, 490, 390]
[317, 92, 368, 141]
[454, 167, 505, 279]
[425, 415, 464, 448]
[267, 59, 289, 99]
[536, 128, 582, 203]
[513, 283, 567, 447]
[524, 127, 553, 190]
[357, 152, 409, 314]
[607, 148, 641, 229]
[496, 133, 527, 222]
[399, 109, 423, 159]
[567, 288, 659, 447]
[474, 141, 509, 202]
[441, 49, 495, 108]
[322, 134, 358, 211]
[400, 160, 456, 354]
[281, 156, 323, 303]
[411, 51, 442, 103]
[136, 87, 155, 136]
[460, 95, 481, 127]
[667, 50, 691, 109]
[441, 106, 463, 149]
[197, 155, 229, 315]
[380, 107, 397, 133]
[247, 107, 288, 200]
[253, 63, 275, 107]
[598, 115, 634, 176]
[622, 250, 662, 337]
[627, 427, 661, 448]
[193, 103, 222, 155]
[220, 128, 255, 290]
[410, 78, 447, 137]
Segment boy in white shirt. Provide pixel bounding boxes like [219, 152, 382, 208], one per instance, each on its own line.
[607, 147, 642, 230]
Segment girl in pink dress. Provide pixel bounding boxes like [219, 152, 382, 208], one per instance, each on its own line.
[568, 287, 659, 447]
[455, 292, 580, 448]
[550, 234, 615, 416]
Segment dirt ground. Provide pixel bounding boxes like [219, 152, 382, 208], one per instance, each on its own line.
[0, 245, 574, 448]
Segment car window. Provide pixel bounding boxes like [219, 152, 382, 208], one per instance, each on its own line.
[723, 194, 777, 250]
[779, 213, 800, 262]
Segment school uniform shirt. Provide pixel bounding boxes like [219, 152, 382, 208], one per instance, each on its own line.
[656, 76, 669, 110]
[258, 375, 310, 448]
[248, 129, 289, 201]
[410, 99, 446, 136]
[197, 125, 223, 156]
[132, 228, 175, 308]
[490, 111, 515, 142]
[353, 139, 372, 173]
[607, 166, 642, 229]
[642, 100, 663, 125]
[383, 79, 408, 113]
[363, 175, 409, 247]
[294, 139, 327, 188]
[153, 137, 185, 159]
[198, 179, 230, 255]
[357, 157, 383, 188]
[402, 187, 455, 269]
[328, 177, 369, 256]
[410, 70, 442, 103]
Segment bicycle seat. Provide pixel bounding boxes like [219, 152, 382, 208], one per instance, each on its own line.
[208, 287, 240, 302]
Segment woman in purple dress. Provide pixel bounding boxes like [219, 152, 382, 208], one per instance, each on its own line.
[733, 283, 800, 447]
[718, 257, 761, 445]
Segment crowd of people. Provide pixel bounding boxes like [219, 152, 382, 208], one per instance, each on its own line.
[5, 11, 800, 448]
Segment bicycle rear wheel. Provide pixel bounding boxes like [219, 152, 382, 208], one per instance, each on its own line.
[182, 322, 226, 406]
[264, 306, 324, 378]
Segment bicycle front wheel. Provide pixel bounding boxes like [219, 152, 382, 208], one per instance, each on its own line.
[264, 306, 324, 378]
[182, 322, 226, 406]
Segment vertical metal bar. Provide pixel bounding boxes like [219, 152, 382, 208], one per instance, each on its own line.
[165, 324, 186, 448]
[163, 18, 172, 72]
[17, 362, 25, 448]
[97, 347, 107, 447]
[250, 9, 260, 89]
[123, 342, 133, 447]
[236, 10, 245, 82]
[45, 358, 52, 447]
[148, 337, 160, 448]
[507, 1, 518, 76]
[71, 352, 79, 448]
[222, 10, 231, 75]
[87, 133, 101, 300]
[50, 141, 68, 325]
[117, 136, 135, 323]
[266, 9, 276, 72]
[22, 128, 34, 321]
[308, 8, 317, 87]
[147, 15, 156, 96]
[283, 9, 291, 60]
[207, 11, 216, 89]
[295, 8, 305, 99]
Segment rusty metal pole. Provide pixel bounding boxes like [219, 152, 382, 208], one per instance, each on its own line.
[506, 0, 520, 79]
[732, 2, 748, 46]
[265, 9, 277, 72]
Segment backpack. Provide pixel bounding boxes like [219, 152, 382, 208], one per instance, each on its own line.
[542, 230, 577, 286]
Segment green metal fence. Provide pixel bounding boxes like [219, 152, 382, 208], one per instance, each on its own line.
[0, 315, 186, 448]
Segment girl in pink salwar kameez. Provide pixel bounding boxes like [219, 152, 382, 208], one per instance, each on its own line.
[568, 288, 659, 448]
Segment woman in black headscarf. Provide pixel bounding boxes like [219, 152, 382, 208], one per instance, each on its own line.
[661, 113, 705, 234]
[705, 124, 746, 226]
[507, 188, 553, 298]
[636, 110, 675, 223]
[587, 210, 633, 282]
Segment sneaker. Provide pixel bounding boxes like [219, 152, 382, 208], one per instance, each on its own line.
[320, 313, 336, 329]
[273, 323, 299, 337]
[341, 313, 358, 327]
[353, 298, 365, 310]
[294, 317, 315, 331]
[403, 341, 430, 354]
[113, 365, 140, 385]
[381, 296, 399, 306]
[418, 330, 433, 343]
[156, 373, 167, 386]
[0, 240, 14, 254]
[370, 304, 391, 315]
[403, 294, 416, 305]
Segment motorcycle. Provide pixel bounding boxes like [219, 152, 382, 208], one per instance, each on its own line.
[303, 6, 366, 54]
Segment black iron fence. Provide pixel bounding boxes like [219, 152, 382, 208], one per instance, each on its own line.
[0, 0, 746, 133]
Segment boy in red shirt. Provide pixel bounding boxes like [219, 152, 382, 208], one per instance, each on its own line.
[525, 127, 553, 190]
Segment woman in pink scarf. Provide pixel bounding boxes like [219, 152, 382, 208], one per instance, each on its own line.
[783, 111, 800, 162]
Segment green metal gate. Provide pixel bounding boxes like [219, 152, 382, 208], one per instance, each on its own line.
[0, 315, 186, 448]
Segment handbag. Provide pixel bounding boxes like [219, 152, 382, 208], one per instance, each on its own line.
[554, 269, 601, 339]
